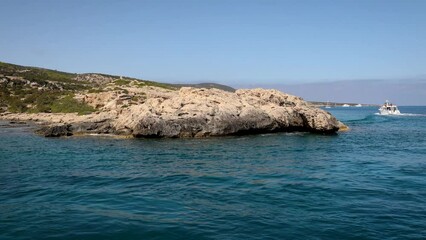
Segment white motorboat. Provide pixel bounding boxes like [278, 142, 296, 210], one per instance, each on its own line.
[342, 104, 350, 107]
[355, 104, 362, 107]
[379, 100, 400, 115]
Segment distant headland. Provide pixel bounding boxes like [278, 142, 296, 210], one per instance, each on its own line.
[0, 61, 348, 137]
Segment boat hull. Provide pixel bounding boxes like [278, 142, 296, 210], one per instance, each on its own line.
[379, 108, 401, 115]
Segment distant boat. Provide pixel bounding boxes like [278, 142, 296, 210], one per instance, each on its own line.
[379, 100, 400, 115]
[355, 104, 362, 107]
[342, 104, 350, 107]
[325, 101, 331, 108]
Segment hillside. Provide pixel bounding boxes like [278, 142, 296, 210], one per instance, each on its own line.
[0, 61, 235, 114]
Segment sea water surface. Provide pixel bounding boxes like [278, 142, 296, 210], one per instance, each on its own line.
[1, 107, 425, 240]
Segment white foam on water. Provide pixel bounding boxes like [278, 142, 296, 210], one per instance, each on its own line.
[399, 113, 426, 116]
[375, 112, 426, 117]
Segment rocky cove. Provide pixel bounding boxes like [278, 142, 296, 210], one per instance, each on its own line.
[1, 86, 347, 138]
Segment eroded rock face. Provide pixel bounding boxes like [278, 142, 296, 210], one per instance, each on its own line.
[128, 87, 342, 137]
[3, 87, 345, 137]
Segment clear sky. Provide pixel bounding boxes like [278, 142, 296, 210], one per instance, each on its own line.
[1, 0, 426, 86]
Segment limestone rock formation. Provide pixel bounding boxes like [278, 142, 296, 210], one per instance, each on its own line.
[2, 87, 346, 137]
[127, 88, 342, 138]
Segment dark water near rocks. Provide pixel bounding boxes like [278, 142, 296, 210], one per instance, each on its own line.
[1, 107, 425, 240]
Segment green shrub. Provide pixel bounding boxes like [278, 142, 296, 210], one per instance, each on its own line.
[135, 82, 145, 88]
[88, 88, 104, 93]
[8, 97, 27, 113]
[24, 90, 61, 113]
[51, 95, 95, 115]
[114, 79, 131, 86]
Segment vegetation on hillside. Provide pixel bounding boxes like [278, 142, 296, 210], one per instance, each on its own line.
[0, 61, 234, 114]
[115, 78, 176, 90]
[51, 95, 95, 115]
[0, 83, 94, 114]
[0, 62, 96, 113]
[0, 61, 175, 114]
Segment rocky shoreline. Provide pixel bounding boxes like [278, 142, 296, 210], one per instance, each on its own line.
[0, 87, 348, 138]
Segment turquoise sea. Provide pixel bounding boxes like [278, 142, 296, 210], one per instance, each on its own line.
[1, 106, 425, 240]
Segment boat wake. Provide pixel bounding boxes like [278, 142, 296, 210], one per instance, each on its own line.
[374, 113, 426, 117]
[398, 113, 426, 117]
[343, 114, 388, 125]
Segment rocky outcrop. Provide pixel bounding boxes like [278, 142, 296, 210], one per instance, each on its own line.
[34, 119, 119, 137]
[73, 74, 116, 85]
[129, 88, 342, 138]
[1, 87, 347, 138]
[36, 124, 73, 137]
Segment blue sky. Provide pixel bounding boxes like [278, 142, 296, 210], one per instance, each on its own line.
[1, 0, 426, 94]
